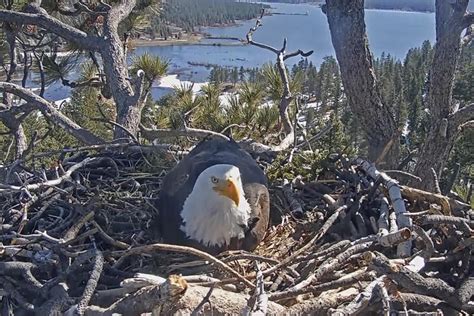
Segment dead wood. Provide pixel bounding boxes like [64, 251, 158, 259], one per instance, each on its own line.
[0, 150, 472, 315]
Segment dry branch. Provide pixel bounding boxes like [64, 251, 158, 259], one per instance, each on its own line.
[354, 158, 412, 257]
[111, 243, 255, 289]
[245, 9, 313, 151]
[0, 149, 471, 315]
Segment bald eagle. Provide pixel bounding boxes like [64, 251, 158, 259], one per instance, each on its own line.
[157, 137, 270, 254]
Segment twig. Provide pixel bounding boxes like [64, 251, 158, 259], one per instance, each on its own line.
[282, 179, 303, 216]
[191, 285, 215, 316]
[370, 252, 464, 310]
[141, 125, 229, 141]
[288, 240, 374, 293]
[383, 170, 422, 183]
[75, 250, 104, 315]
[431, 168, 442, 194]
[0, 158, 95, 194]
[262, 205, 347, 276]
[411, 225, 435, 259]
[269, 268, 375, 301]
[243, 263, 267, 316]
[111, 243, 255, 289]
[91, 221, 130, 249]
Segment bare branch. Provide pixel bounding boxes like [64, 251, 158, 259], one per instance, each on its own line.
[460, 120, 474, 130]
[0, 82, 104, 145]
[463, 12, 474, 29]
[353, 158, 413, 257]
[107, 0, 138, 29]
[111, 243, 256, 289]
[140, 125, 229, 141]
[448, 103, 474, 131]
[283, 49, 314, 61]
[462, 25, 474, 46]
[245, 9, 279, 54]
[0, 158, 95, 194]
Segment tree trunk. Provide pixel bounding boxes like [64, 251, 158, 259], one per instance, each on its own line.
[324, 0, 399, 168]
[1, 0, 147, 142]
[412, 0, 473, 191]
[1, 21, 28, 158]
[101, 6, 145, 140]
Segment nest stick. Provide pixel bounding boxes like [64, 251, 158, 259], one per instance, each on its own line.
[112, 243, 255, 289]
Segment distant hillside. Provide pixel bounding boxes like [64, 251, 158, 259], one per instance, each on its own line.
[365, 0, 434, 12]
[262, 0, 474, 13]
[150, 0, 266, 38]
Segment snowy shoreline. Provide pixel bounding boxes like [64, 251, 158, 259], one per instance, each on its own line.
[155, 74, 208, 95]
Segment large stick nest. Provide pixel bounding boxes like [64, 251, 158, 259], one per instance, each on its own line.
[0, 145, 472, 315]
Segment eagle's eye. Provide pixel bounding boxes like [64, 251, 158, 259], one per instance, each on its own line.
[211, 176, 218, 183]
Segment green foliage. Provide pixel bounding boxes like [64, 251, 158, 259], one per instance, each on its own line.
[264, 149, 356, 185]
[4, 62, 115, 162]
[375, 53, 408, 129]
[131, 53, 169, 82]
[157, 0, 266, 34]
[261, 63, 303, 103]
[452, 184, 474, 208]
[0, 122, 14, 163]
[42, 54, 79, 86]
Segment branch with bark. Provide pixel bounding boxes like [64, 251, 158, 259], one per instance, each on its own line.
[0, 5, 100, 51]
[1, 151, 472, 314]
[0, 82, 104, 145]
[0, 0, 152, 142]
[410, 0, 472, 190]
[324, 0, 399, 168]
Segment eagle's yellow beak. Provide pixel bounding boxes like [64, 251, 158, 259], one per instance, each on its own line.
[213, 179, 240, 206]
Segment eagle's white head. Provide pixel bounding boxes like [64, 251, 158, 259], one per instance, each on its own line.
[180, 164, 251, 248]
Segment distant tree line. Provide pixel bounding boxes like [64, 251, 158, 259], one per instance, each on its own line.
[151, 0, 267, 38]
[256, 0, 315, 3]
[365, 0, 434, 12]
[263, 0, 462, 12]
[203, 40, 472, 190]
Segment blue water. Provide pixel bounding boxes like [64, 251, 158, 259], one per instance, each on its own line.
[38, 2, 435, 101]
[133, 2, 435, 83]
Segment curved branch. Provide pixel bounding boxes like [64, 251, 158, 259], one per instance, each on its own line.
[283, 49, 314, 61]
[140, 125, 229, 141]
[0, 82, 105, 145]
[112, 243, 255, 289]
[246, 37, 279, 54]
[448, 103, 474, 131]
[0, 9, 100, 51]
[0, 157, 95, 193]
[463, 12, 474, 29]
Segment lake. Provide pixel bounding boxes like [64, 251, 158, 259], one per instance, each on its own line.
[135, 2, 435, 82]
[39, 2, 436, 101]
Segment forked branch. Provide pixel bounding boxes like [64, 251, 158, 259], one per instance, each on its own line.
[245, 9, 313, 150]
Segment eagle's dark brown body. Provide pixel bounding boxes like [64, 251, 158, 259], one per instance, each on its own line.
[156, 137, 270, 254]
